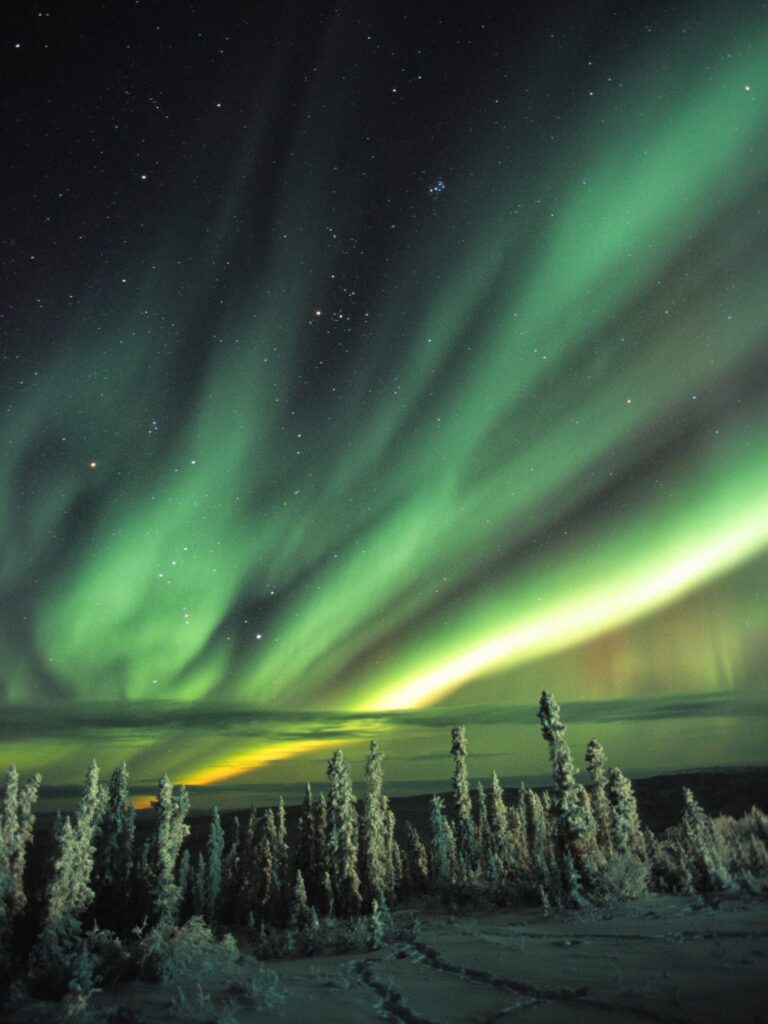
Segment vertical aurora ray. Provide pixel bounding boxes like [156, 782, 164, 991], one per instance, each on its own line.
[1, 2, 767, 792]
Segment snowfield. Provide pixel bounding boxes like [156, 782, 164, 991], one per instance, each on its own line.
[10, 892, 762, 1024]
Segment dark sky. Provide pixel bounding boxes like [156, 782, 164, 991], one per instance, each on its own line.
[1, 1, 767, 805]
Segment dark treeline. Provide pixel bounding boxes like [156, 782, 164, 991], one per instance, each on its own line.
[1, 692, 767, 1016]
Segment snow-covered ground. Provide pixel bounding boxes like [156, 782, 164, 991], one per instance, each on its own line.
[11, 892, 763, 1024]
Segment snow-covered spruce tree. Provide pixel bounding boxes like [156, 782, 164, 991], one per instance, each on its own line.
[429, 794, 457, 892]
[254, 830, 274, 918]
[488, 774, 524, 895]
[151, 774, 190, 929]
[506, 804, 530, 896]
[522, 784, 558, 905]
[206, 807, 225, 923]
[193, 850, 207, 917]
[678, 788, 732, 892]
[537, 693, 583, 837]
[320, 869, 335, 920]
[488, 772, 509, 861]
[235, 807, 260, 922]
[367, 897, 385, 950]
[326, 750, 362, 916]
[402, 822, 429, 896]
[384, 800, 403, 895]
[220, 815, 241, 921]
[310, 794, 333, 916]
[263, 807, 289, 925]
[719, 807, 768, 887]
[288, 869, 315, 932]
[476, 781, 490, 877]
[132, 837, 153, 922]
[275, 797, 289, 892]
[606, 768, 646, 862]
[512, 784, 532, 880]
[0, 765, 41, 957]
[93, 761, 135, 931]
[177, 848, 191, 921]
[585, 740, 612, 851]
[361, 741, 388, 906]
[29, 760, 107, 1000]
[296, 784, 316, 899]
[537, 692, 595, 902]
[599, 766, 650, 899]
[450, 726, 477, 886]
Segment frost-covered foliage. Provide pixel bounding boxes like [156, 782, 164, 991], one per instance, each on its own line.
[361, 740, 387, 905]
[537, 693, 582, 837]
[679, 788, 732, 891]
[151, 774, 190, 928]
[326, 750, 362, 916]
[450, 726, 477, 885]
[4, 692, 768, 1013]
[402, 821, 429, 895]
[28, 760, 107, 999]
[0, 766, 41, 956]
[714, 807, 768, 891]
[429, 794, 457, 889]
[93, 762, 135, 932]
[367, 897, 385, 949]
[537, 692, 594, 903]
[206, 806, 225, 922]
[585, 739, 612, 850]
[139, 915, 238, 983]
[288, 870, 314, 931]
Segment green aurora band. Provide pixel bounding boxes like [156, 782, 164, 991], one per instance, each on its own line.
[2, 7, 767, 796]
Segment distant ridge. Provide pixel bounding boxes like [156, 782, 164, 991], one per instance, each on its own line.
[163, 766, 768, 847]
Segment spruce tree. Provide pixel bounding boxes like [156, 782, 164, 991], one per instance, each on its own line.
[177, 848, 191, 920]
[296, 783, 316, 897]
[313, 795, 331, 914]
[476, 781, 491, 880]
[93, 761, 135, 930]
[262, 809, 283, 922]
[606, 768, 646, 860]
[585, 739, 612, 850]
[220, 815, 241, 921]
[193, 850, 207, 917]
[326, 750, 362, 916]
[488, 772, 509, 854]
[288, 869, 315, 932]
[151, 774, 190, 929]
[450, 726, 477, 885]
[238, 808, 260, 919]
[504, 806, 528, 892]
[254, 831, 274, 916]
[97, 762, 135, 887]
[275, 797, 289, 891]
[402, 822, 429, 895]
[206, 807, 225, 922]
[368, 898, 385, 950]
[429, 794, 457, 890]
[384, 800, 403, 895]
[0, 765, 41, 952]
[30, 760, 106, 997]
[678, 788, 732, 891]
[537, 692, 594, 902]
[537, 693, 583, 839]
[523, 785, 557, 904]
[361, 740, 388, 904]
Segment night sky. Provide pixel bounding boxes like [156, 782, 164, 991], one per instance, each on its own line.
[2, 1, 767, 806]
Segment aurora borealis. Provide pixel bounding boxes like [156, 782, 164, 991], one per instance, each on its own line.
[1, 1, 767, 805]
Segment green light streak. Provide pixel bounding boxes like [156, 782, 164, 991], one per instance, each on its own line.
[1, 8, 767, 787]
